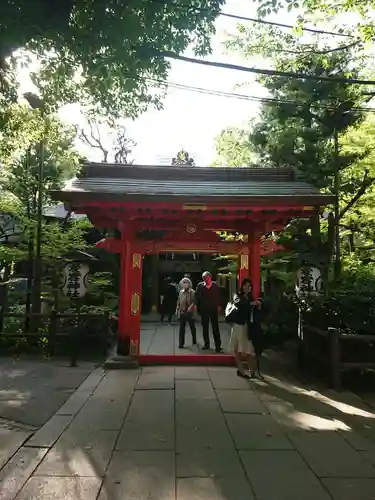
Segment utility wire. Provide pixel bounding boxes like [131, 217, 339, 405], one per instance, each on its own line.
[160, 52, 375, 86]
[159, 79, 375, 113]
[149, 0, 354, 38]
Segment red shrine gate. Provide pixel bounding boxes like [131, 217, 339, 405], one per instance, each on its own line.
[51, 163, 333, 365]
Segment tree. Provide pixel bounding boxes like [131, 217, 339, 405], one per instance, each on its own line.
[0, 0, 224, 117]
[0, 104, 88, 327]
[171, 150, 195, 166]
[77, 119, 136, 164]
[220, 24, 375, 282]
[212, 127, 254, 166]
[255, 0, 374, 41]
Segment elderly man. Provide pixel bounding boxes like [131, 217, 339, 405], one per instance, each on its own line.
[176, 277, 196, 348]
[195, 271, 223, 353]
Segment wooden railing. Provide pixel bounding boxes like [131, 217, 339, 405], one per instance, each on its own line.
[0, 311, 115, 365]
[303, 325, 375, 391]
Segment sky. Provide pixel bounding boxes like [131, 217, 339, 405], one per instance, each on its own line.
[18, 0, 357, 166]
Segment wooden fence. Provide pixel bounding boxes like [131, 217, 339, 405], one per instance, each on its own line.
[0, 311, 115, 364]
[302, 325, 375, 391]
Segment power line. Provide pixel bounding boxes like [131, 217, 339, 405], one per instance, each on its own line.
[159, 78, 375, 113]
[219, 11, 354, 38]
[149, 0, 354, 38]
[160, 52, 375, 86]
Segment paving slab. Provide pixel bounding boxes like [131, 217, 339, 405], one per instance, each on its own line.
[116, 389, 174, 450]
[176, 449, 245, 478]
[176, 413, 234, 452]
[266, 401, 351, 433]
[216, 389, 268, 414]
[175, 367, 208, 380]
[0, 428, 32, 469]
[208, 368, 252, 390]
[226, 413, 293, 450]
[68, 395, 130, 431]
[136, 367, 174, 390]
[98, 450, 175, 500]
[25, 415, 73, 448]
[75, 368, 105, 392]
[240, 450, 331, 500]
[175, 379, 216, 399]
[56, 390, 93, 416]
[34, 430, 118, 478]
[0, 447, 47, 500]
[0, 360, 96, 428]
[177, 477, 255, 500]
[14, 477, 101, 500]
[289, 431, 375, 478]
[321, 478, 375, 500]
[94, 370, 139, 397]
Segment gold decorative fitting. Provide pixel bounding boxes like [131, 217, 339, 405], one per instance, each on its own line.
[182, 204, 207, 211]
[131, 293, 140, 315]
[130, 340, 138, 356]
[186, 223, 197, 234]
[240, 255, 249, 270]
[132, 253, 141, 268]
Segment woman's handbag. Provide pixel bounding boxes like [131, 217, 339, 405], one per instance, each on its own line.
[225, 301, 240, 323]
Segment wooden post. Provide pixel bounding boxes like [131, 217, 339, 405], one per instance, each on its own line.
[328, 327, 341, 391]
[125, 246, 143, 357]
[150, 254, 159, 312]
[117, 241, 142, 356]
[117, 233, 131, 355]
[249, 232, 261, 299]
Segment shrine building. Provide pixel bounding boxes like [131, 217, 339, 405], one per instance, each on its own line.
[51, 162, 334, 365]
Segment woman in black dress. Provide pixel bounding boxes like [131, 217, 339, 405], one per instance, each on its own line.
[160, 277, 178, 324]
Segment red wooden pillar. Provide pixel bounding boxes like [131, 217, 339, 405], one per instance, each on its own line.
[118, 237, 143, 357]
[249, 233, 261, 299]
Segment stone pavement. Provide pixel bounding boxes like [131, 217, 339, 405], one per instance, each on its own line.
[0, 358, 97, 478]
[1, 365, 375, 499]
[140, 322, 232, 355]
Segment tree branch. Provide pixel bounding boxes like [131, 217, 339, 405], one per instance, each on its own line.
[78, 120, 108, 162]
[339, 170, 375, 220]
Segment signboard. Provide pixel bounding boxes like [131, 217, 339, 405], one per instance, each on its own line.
[295, 266, 323, 297]
[62, 263, 89, 298]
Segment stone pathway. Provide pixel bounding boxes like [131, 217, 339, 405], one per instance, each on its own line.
[140, 322, 231, 355]
[0, 358, 97, 478]
[1, 365, 375, 499]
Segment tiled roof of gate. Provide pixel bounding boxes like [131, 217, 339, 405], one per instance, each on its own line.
[50, 163, 334, 205]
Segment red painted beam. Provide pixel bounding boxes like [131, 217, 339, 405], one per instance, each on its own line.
[139, 354, 235, 365]
[73, 201, 316, 211]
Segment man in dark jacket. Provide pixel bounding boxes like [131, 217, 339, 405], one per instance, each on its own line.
[195, 271, 223, 352]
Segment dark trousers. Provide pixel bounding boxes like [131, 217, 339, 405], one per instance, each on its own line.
[160, 312, 173, 323]
[179, 312, 197, 347]
[201, 309, 221, 350]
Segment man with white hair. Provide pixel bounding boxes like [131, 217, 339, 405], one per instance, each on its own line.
[176, 277, 197, 348]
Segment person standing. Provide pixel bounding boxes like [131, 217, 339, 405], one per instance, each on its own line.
[195, 271, 223, 352]
[176, 277, 196, 348]
[228, 279, 260, 378]
[160, 277, 178, 324]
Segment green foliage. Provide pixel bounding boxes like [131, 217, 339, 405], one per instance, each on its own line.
[1, 0, 224, 117]
[212, 127, 255, 166]
[255, 0, 375, 41]
[304, 260, 375, 333]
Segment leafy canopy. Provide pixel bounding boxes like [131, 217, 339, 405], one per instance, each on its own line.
[1, 0, 224, 117]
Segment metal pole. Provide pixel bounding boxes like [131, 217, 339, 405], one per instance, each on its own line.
[333, 129, 341, 279]
[30, 135, 45, 327]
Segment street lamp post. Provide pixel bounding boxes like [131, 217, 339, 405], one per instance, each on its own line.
[23, 93, 46, 327]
